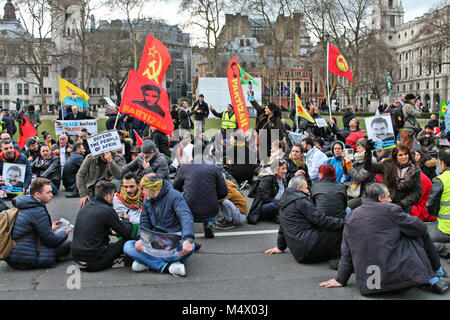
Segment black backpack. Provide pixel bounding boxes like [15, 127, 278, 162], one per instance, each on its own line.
[390, 105, 405, 130]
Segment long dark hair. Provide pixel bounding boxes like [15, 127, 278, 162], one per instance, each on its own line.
[386, 144, 416, 187]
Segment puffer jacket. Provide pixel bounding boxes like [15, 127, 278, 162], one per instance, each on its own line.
[402, 103, 421, 131]
[31, 156, 61, 188]
[62, 152, 84, 188]
[140, 180, 195, 241]
[277, 188, 344, 263]
[7, 195, 68, 268]
[410, 172, 436, 222]
[310, 178, 347, 218]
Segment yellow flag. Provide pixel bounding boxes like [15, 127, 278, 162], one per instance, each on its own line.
[296, 94, 315, 123]
[58, 76, 90, 108]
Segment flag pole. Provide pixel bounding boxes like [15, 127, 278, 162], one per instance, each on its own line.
[326, 42, 332, 122]
[113, 110, 121, 130]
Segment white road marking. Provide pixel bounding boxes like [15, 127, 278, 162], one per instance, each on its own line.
[195, 229, 278, 238]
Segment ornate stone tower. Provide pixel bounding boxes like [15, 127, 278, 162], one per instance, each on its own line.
[371, 0, 404, 43]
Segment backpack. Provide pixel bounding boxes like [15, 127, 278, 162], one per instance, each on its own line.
[390, 105, 405, 130]
[0, 208, 19, 260]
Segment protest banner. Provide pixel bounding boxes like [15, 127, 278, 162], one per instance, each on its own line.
[87, 130, 122, 158]
[54, 120, 98, 136]
[1, 163, 26, 194]
[140, 227, 182, 258]
[227, 56, 250, 132]
[315, 117, 328, 128]
[365, 113, 396, 150]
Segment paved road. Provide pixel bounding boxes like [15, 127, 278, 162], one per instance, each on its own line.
[0, 190, 449, 301]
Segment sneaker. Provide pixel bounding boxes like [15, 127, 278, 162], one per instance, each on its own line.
[432, 278, 448, 294]
[132, 261, 148, 272]
[168, 262, 186, 277]
[203, 223, 214, 238]
[65, 191, 79, 198]
[240, 180, 248, 189]
[194, 240, 202, 251]
[215, 219, 235, 230]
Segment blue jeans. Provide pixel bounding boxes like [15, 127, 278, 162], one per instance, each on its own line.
[221, 199, 246, 225]
[123, 240, 195, 273]
[51, 183, 59, 195]
[260, 202, 280, 219]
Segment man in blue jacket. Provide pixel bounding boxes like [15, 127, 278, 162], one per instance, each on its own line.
[123, 174, 195, 276]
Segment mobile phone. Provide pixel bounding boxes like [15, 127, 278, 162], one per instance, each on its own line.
[344, 148, 354, 160]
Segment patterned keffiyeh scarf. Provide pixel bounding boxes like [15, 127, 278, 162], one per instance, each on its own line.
[119, 184, 143, 210]
[289, 152, 306, 168]
[396, 161, 417, 192]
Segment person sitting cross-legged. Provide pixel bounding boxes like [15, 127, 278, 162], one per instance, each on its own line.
[123, 174, 195, 277]
[71, 180, 134, 272]
[320, 183, 448, 295]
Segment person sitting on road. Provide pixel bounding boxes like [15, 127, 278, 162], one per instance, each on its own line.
[76, 151, 124, 208]
[216, 178, 248, 230]
[247, 159, 287, 225]
[113, 172, 143, 239]
[173, 143, 228, 238]
[325, 140, 349, 183]
[311, 164, 347, 219]
[51, 134, 73, 172]
[301, 137, 328, 184]
[0, 139, 33, 194]
[265, 176, 344, 264]
[25, 137, 41, 162]
[414, 150, 437, 181]
[416, 125, 436, 153]
[6, 178, 72, 270]
[320, 183, 448, 295]
[122, 139, 169, 181]
[63, 142, 86, 197]
[284, 144, 311, 187]
[31, 144, 61, 195]
[71, 180, 134, 272]
[123, 174, 195, 276]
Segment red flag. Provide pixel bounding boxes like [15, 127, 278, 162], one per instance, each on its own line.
[119, 69, 174, 135]
[133, 129, 144, 146]
[138, 34, 172, 85]
[18, 114, 37, 149]
[227, 56, 250, 132]
[328, 43, 353, 83]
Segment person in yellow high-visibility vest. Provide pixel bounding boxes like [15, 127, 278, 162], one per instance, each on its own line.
[210, 104, 237, 138]
[427, 147, 450, 261]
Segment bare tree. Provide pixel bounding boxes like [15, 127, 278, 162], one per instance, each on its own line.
[179, 0, 225, 77]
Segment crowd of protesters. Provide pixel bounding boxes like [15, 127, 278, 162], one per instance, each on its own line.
[1, 93, 449, 296]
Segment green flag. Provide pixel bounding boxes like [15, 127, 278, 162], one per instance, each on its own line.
[239, 65, 259, 86]
[440, 100, 448, 117]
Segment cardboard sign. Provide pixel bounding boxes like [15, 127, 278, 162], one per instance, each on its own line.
[315, 117, 328, 128]
[87, 130, 122, 158]
[1, 163, 26, 194]
[365, 113, 396, 150]
[55, 120, 98, 136]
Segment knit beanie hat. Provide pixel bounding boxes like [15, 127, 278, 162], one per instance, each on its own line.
[141, 140, 156, 154]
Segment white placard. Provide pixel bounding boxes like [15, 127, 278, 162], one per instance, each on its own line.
[87, 130, 123, 158]
[1, 163, 26, 194]
[315, 117, 328, 128]
[364, 113, 396, 150]
[104, 96, 117, 108]
[55, 120, 98, 136]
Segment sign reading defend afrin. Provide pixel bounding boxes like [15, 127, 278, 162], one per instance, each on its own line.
[87, 130, 122, 158]
[54, 120, 98, 136]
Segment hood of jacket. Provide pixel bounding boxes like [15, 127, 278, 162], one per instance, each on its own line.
[330, 140, 345, 157]
[13, 194, 44, 210]
[425, 157, 437, 168]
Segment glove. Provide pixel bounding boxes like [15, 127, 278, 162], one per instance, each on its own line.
[365, 139, 375, 152]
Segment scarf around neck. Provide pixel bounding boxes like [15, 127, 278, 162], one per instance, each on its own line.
[289, 152, 305, 168]
[119, 185, 143, 210]
[395, 161, 417, 191]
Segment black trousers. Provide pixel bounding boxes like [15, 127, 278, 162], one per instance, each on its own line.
[73, 239, 126, 272]
[302, 229, 343, 264]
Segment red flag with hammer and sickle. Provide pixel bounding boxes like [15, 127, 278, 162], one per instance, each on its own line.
[120, 69, 174, 135]
[138, 34, 172, 84]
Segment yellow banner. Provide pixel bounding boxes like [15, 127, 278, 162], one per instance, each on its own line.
[296, 94, 315, 123]
[58, 76, 90, 108]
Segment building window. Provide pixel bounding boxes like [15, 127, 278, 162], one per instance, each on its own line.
[420, 48, 423, 56]
[18, 67, 26, 78]
[43, 66, 49, 78]
[388, 0, 393, 9]
[0, 68, 6, 78]
[62, 67, 77, 79]
[4, 83, 9, 95]
[437, 81, 440, 89]
[24, 83, 29, 95]
[314, 80, 318, 93]
[426, 82, 429, 89]
[390, 15, 395, 28]
[17, 83, 22, 95]
[405, 52, 408, 60]
[405, 67, 408, 78]
[304, 82, 310, 93]
[417, 83, 420, 91]
[240, 39, 244, 47]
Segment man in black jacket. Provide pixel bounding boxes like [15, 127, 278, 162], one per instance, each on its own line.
[265, 176, 344, 264]
[72, 180, 133, 272]
[342, 106, 355, 130]
[63, 142, 85, 196]
[64, 106, 94, 120]
[192, 94, 209, 137]
[178, 100, 194, 131]
[31, 145, 61, 195]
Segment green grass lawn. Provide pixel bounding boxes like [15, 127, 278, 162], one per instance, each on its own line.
[19, 114, 430, 142]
